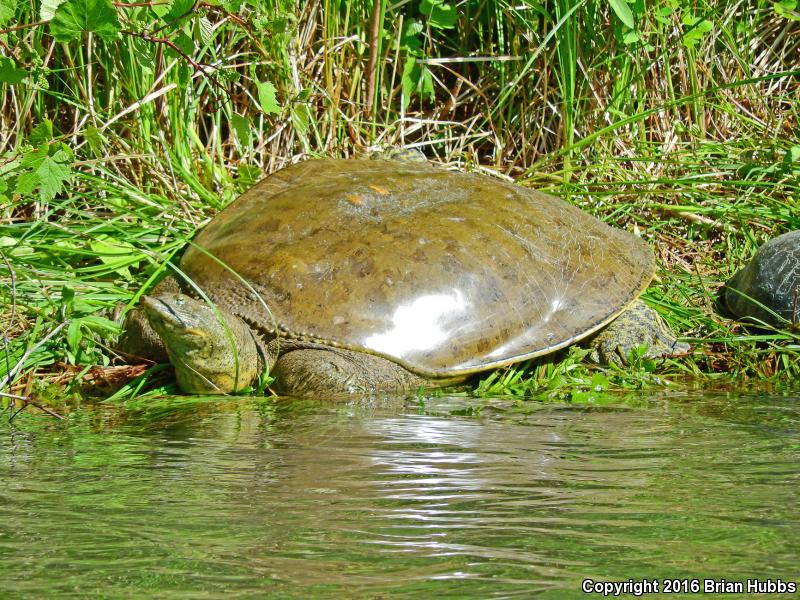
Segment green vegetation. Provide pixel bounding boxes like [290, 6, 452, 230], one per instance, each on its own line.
[1, 0, 798, 407]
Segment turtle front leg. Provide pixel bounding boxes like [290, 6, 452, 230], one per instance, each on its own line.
[587, 300, 690, 366]
[271, 348, 438, 397]
[143, 293, 270, 394]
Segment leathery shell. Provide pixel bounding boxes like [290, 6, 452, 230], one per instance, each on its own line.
[180, 158, 654, 377]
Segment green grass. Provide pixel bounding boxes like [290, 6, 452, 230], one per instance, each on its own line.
[1, 0, 799, 409]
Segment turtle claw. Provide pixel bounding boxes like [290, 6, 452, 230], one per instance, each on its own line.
[586, 300, 689, 366]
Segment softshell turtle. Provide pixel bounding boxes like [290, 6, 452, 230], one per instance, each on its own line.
[725, 230, 800, 328]
[120, 155, 688, 395]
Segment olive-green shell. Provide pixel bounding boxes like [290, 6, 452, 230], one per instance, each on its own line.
[725, 230, 800, 327]
[180, 158, 654, 377]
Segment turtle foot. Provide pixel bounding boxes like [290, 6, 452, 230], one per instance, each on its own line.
[587, 300, 690, 366]
[271, 348, 434, 397]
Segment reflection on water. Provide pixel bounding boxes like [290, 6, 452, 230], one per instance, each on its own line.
[1, 391, 799, 598]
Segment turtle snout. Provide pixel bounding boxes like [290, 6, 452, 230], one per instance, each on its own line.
[142, 295, 192, 332]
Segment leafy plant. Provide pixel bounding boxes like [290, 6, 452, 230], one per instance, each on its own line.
[0, 0, 798, 403]
[49, 0, 121, 42]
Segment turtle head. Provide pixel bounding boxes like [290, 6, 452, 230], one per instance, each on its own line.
[143, 294, 215, 353]
[143, 293, 262, 394]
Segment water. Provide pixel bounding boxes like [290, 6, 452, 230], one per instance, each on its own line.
[1, 391, 798, 598]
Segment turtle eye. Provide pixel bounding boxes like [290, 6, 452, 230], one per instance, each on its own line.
[176, 295, 185, 307]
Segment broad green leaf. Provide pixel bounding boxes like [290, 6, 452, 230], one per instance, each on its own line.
[290, 106, 308, 134]
[236, 164, 260, 188]
[60, 286, 76, 318]
[401, 18, 423, 52]
[18, 148, 72, 200]
[81, 315, 121, 334]
[783, 146, 800, 175]
[0, 175, 13, 202]
[418, 63, 434, 100]
[22, 143, 71, 166]
[681, 14, 713, 48]
[130, 41, 155, 77]
[401, 58, 435, 107]
[176, 64, 191, 87]
[67, 319, 83, 353]
[40, 0, 67, 20]
[260, 15, 292, 34]
[36, 156, 72, 200]
[152, 0, 194, 20]
[0, 0, 15, 27]
[14, 170, 42, 196]
[167, 31, 195, 57]
[654, 5, 673, 25]
[622, 31, 640, 44]
[401, 59, 418, 108]
[0, 155, 20, 177]
[164, 0, 194, 22]
[590, 372, 610, 392]
[50, 0, 122, 42]
[0, 56, 28, 84]
[53, 145, 74, 162]
[420, 0, 457, 29]
[29, 119, 54, 146]
[608, 0, 634, 28]
[198, 16, 214, 45]
[0, 236, 34, 257]
[21, 145, 51, 169]
[256, 81, 281, 115]
[774, 0, 800, 20]
[570, 390, 593, 403]
[230, 113, 251, 146]
[89, 237, 138, 280]
[404, 18, 423, 37]
[85, 125, 105, 156]
[150, 0, 172, 18]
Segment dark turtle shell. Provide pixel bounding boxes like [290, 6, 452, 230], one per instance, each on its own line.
[725, 230, 800, 327]
[179, 158, 654, 377]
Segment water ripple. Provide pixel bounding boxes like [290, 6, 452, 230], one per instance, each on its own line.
[1, 392, 798, 598]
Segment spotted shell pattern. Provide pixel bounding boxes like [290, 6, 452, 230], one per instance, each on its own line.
[179, 159, 655, 377]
